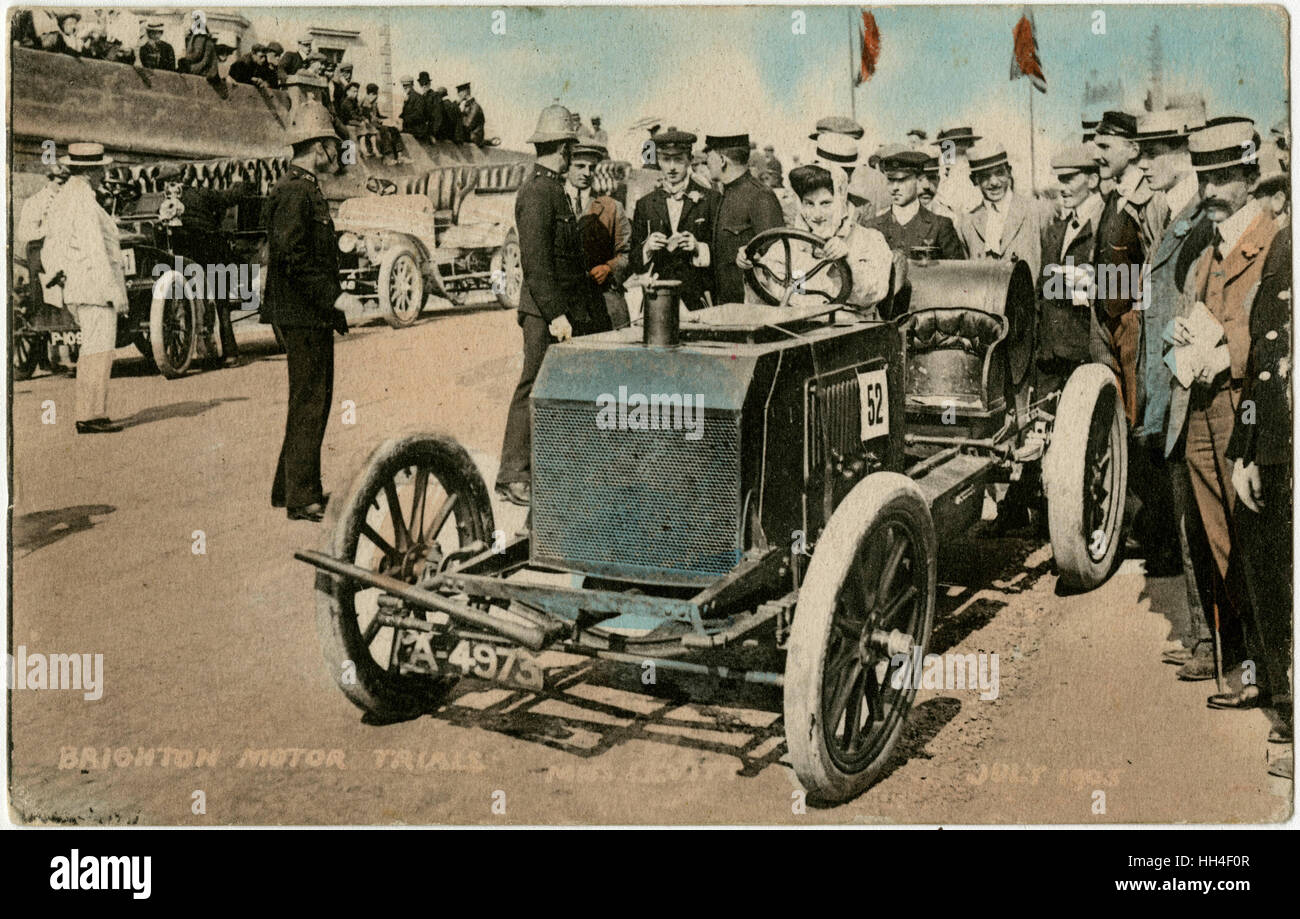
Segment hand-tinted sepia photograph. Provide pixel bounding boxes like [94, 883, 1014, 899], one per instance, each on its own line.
[5, 3, 1292, 827]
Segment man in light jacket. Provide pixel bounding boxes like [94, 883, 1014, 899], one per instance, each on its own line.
[41, 143, 129, 434]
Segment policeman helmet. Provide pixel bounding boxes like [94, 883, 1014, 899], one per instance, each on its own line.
[286, 100, 339, 149]
[527, 104, 578, 145]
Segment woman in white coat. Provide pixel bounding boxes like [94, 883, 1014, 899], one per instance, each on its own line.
[41, 142, 129, 434]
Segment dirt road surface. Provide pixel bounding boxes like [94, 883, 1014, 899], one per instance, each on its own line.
[8, 307, 1291, 824]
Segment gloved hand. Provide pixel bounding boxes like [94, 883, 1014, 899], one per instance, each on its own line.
[330, 307, 349, 336]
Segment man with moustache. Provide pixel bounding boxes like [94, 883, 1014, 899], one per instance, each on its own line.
[496, 105, 610, 508]
[629, 128, 720, 312]
[705, 130, 784, 305]
[919, 156, 944, 215]
[865, 144, 964, 260]
[1164, 120, 1279, 706]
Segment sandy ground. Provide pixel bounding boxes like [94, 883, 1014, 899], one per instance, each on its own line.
[7, 305, 1292, 824]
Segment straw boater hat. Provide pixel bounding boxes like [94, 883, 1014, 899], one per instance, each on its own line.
[936, 126, 981, 146]
[814, 132, 859, 168]
[966, 141, 1010, 177]
[1188, 119, 1260, 172]
[1135, 105, 1206, 144]
[809, 115, 865, 141]
[59, 142, 113, 167]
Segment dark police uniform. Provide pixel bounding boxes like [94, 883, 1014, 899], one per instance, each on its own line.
[712, 170, 784, 305]
[864, 205, 965, 261]
[497, 162, 610, 488]
[461, 98, 486, 146]
[630, 178, 721, 311]
[1227, 227, 1292, 704]
[260, 164, 346, 512]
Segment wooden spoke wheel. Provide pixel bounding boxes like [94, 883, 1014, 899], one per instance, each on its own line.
[379, 247, 425, 328]
[149, 269, 198, 378]
[316, 432, 495, 720]
[784, 472, 937, 803]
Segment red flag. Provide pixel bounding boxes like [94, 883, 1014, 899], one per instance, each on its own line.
[856, 10, 880, 86]
[1010, 10, 1046, 93]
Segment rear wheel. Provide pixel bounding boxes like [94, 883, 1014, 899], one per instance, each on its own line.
[1044, 363, 1128, 590]
[316, 432, 495, 720]
[378, 247, 425, 328]
[784, 472, 937, 803]
[12, 325, 44, 380]
[149, 270, 197, 378]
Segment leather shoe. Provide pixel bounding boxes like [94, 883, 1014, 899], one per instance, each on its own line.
[75, 417, 123, 434]
[1176, 642, 1218, 681]
[275, 492, 326, 511]
[1161, 645, 1193, 665]
[1207, 685, 1265, 710]
[495, 482, 531, 506]
[287, 502, 325, 522]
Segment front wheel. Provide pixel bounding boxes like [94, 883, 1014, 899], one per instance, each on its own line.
[378, 247, 425, 328]
[784, 472, 937, 803]
[316, 432, 496, 720]
[12, 331, 45, 381]
[1043, 363, 1128, 591]
[149, 270, 198, 378]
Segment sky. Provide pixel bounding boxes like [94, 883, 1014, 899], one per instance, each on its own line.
[240, 4, 1289, 188]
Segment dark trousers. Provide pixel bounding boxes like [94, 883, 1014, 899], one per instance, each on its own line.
[1129, 438, 1180, 565]
[1168, 451, 1215, 647]
[498, 311, 606, 486]
[1237, 463, 1293, 705]
[272, 325, 334, 509]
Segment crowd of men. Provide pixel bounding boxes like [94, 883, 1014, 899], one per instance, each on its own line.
[497, 101, 1292, 781]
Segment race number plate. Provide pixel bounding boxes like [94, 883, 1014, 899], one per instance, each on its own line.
[857, 368, 889, 440]
[120, 248, 136, 276]
[51, 330, 83, 346]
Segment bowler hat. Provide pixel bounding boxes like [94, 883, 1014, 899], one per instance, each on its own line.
[59, 142, 113, 167]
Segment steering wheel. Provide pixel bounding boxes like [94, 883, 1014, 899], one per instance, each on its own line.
[743, 227, 854, 307]
[366, 176, 398, 196]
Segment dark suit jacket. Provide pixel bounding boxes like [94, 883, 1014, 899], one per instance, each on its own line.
[423, 93, 446, 140]
[260, 166, 340, 328]
[712, 172, 784, 305]
[630, 181, 721, 311]
[445, 98, 468, 143]
[1228, 229, 1292, 467]
[1038, 208, 1099, 363]
[462, 99, 486, 145]
[138, 40, 176, 71]
[515, 164, 603, 324]
[865, 205, 965, 260]
[400, 90, 429, 141]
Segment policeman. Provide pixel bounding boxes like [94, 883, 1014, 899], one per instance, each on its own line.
[496, 104, 610, 508]
[704, 131, 784, 305]
[865, 144, 964, 260]
[261, 101, 349, 522]
[138, 21, 175, 71]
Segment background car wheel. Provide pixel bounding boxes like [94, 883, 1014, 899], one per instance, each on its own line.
[316, 431, 496, 721]
[490, 234, 522, 310]
[12, 332, 45, 381]
[784, 472, 937, 804]
[378, 247, 425, 328]
[149, 270, 197, 379]
[1044, 363, 1128, 591]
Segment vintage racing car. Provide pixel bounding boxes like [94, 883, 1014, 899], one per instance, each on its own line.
[296, 230, 1126, 802]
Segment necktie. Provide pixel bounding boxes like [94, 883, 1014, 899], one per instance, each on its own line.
[1212, 229, 1225, 262]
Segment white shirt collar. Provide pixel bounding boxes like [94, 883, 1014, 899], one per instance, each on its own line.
[1115, 164, 1145, 201]
[984, 191, 1015, 215]
[1215, 199, 1263, 254]
[892, 199, 921, 225]
[1072, 192, 1104, 227]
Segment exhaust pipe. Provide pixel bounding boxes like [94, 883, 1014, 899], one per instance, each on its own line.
[642, 279, 683, 348]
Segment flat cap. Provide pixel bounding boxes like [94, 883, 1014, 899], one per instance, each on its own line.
[922, 155, 941, 176]
[870, 143, 929, 172]
[1051, 142, 1100, 173]
[265, 41, 283, 53]
[1189, 119, 1261, 171]
[809, 115, 865, 141]
[1094, 110, 1138, 139]
[967, 141, 1009, 175]
[251, 43, 266, 53]
[653, 127, 697, 152]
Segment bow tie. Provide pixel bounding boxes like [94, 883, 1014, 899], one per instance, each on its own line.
[662, 182, 689, 202]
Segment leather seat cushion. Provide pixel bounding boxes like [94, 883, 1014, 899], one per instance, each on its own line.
[906, 309, 1007, 357]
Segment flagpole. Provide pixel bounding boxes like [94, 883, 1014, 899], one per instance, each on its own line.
[1028, 81, 1038, 196]
[848, 6, 857, 121]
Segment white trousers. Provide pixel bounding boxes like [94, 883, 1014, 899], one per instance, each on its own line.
[70, 304, 117, 421]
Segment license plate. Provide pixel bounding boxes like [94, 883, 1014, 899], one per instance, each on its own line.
[120, 248, 136, 276]
[51, 330, 83, 346]
[392, 631, 545, 691]
[857, 368, 889, 440]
